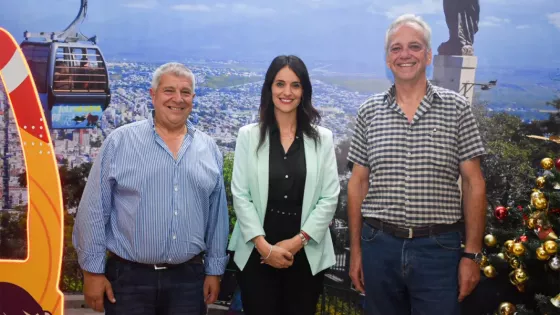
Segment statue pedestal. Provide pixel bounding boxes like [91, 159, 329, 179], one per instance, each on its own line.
[431, 55, 478, 105]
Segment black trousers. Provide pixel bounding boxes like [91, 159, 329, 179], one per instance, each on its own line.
[237, 248, 324, 315]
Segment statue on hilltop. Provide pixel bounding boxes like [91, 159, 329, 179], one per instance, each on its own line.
[438, 0, 480, 56]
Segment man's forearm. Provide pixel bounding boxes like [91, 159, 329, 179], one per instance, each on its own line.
[462, 178, 486, 253]
[347, 177, 368, 250]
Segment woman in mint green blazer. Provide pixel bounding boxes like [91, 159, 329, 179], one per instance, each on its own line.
[227, 55, 340, 315]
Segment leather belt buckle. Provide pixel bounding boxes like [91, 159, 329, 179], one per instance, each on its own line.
[407, 228, 413, 239]
[153, 264, 168, 270]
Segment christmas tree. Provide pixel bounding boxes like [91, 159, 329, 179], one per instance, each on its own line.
[481, 148, 560, 315]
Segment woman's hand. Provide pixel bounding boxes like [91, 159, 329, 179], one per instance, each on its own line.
[253, 236, 294, 269]
[275, 235, 304, 256]
[262, 246, 294, 268]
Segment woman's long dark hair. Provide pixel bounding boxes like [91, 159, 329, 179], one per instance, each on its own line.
[257, 55, 321, 151]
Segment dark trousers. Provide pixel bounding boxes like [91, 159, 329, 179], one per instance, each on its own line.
[361, 222, 462, 315]
[237, 248, 324, 315]
[103, 255, 206, 315]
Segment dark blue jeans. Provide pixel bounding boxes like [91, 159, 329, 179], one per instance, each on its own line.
[103, 256, 206, 315]
[361, 222, 462, 315]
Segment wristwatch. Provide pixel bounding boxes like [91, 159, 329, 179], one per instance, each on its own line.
[462, 252, 483, 265]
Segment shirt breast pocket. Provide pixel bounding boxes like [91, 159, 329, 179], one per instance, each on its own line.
[425, 127, 458, 169]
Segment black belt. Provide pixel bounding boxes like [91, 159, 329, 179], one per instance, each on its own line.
[363, 217, 463, 239]
[108, 252, 204, 270]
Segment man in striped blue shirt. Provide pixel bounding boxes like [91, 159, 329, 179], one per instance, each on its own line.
[73, 62, 229, 315]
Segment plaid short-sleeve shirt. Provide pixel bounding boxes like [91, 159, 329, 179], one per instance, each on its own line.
[347, 82, 485, 227]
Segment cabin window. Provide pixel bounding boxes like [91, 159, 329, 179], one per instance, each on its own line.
[21, 45, 49, 93]
[53, 47, 108, 93]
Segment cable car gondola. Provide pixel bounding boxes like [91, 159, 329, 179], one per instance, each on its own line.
[19, 0, 110, 130]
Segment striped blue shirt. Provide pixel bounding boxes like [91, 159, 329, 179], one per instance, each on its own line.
[72, 112, 229, 275]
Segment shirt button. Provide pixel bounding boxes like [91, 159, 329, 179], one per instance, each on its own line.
[174, 211, 178, 215]
[173, 235, 176, 240]
[285, 175, 289, 178]
[174, 186, 178, 191]
[284, 195, 288, 199]
[168, 258, 172, 262]
[284, 156, 287, 160]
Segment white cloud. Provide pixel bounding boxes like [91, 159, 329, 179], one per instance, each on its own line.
[123, 0, 157, 9]
[168, 3, 274, 17]
[172, 4, 212, 11]
[547, 12, 560, 30]
[231, 4, 276, 17]
[479, 16, 511, 27]
[369, 0, 442, 19]
[516, 24, 531, 29]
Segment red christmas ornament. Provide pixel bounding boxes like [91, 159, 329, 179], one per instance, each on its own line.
[555, 157, 560, 171]
[519, 235, 528, 242]
[494, 206, 508, 220]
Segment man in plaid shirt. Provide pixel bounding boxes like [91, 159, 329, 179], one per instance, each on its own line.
[347, 13, 487, 315]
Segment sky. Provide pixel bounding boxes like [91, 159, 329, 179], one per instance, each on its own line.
[1, 0, 559, 72]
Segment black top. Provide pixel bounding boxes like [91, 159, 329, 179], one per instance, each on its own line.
[267, 124, 307, 206]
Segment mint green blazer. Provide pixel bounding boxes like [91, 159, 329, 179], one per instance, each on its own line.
[227, 123, 340, 276]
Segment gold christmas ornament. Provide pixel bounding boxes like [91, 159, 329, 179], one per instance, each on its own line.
[513, 268, 528, 284]
[531, 190, 544, 202]
[515, 269, 528, 283]
[509, 257, 521, 269]
[483, 265, 497, 278]
[544, 230, 559, 241]
[532, 196, 548, 210]
[536, 176, 546, 188]
[527, 218, 536, 229]
[497, 253, 506, 260]
[544, 240, 559, 255]
[512, 243, 526, 257]
[504, 240, 515, 253]
[531, 190, 544, 199]
[484, 234, 498, 247]
[536, 247, 550, 260]
[551, 293, 560, 308]
[541, 157, 554, 170]
[498, 301, 516, 314]
[478, 256, 489, 269]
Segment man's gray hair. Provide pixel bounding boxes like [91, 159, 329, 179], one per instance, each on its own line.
[151, 62, 196, 91]
[385, 14, 432, 55]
